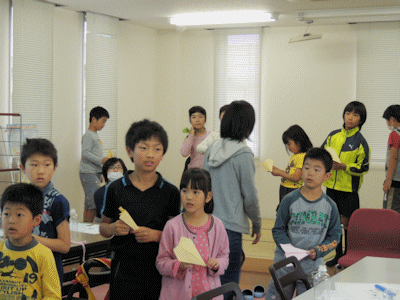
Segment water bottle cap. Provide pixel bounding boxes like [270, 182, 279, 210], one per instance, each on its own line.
[318, 265, 327, 272]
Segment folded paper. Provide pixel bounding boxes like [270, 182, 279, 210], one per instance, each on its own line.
[280, 243, 309, 261]
[262, 159, 274, 172]
[173, 237, 206, 266]
[326, 147, 341, 163]
[119, 206, 139, 230]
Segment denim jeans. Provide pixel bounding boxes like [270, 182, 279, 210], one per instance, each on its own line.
[221, 229, 242, 300]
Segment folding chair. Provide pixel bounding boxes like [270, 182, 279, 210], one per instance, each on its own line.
[191, 282, 245, 300]
[66, 258, 111, 300]
[268, 256, 311, 300]
[336, 208, 400, 272]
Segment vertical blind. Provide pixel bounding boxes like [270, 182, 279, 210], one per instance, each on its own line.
[356, 22, 400, 162]
[84, 12, 118, 156]
[214, 28, 261, 157]
[12, 0, 54, 139]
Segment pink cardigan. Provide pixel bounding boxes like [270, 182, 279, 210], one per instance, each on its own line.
[180, 132, 210, 168]
[156, 214, 230, 300]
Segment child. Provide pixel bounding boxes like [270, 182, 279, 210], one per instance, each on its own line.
[196, 104, 230, 154]
[322, 101, 370, 267]
[180, 106, 210, 169]
[80, 106, 110, 222]
[20, 138, 70, 286]
[382, 104, 400, 213]
[271, 124, 313, 210]
[94, 157, 128, 221]
[203, 100, 262, 300]
[156, 168, 229, 300]
[99, 119, 181, 300]
[265, 148, 342, 300]
[0, 183, 61, 299]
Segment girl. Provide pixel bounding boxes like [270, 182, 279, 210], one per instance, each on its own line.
[203, 100, 262, 300]
[180, 106, 210, 169]
[156, 168, 229, 300]
[271, 125, 313, 209]
[322, 101, 370, 267]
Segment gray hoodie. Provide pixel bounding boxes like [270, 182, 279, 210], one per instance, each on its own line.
[203, 138, 262, 235]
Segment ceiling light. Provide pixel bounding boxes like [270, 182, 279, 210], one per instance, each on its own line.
[170, 10, 277, 26]
[298, 6, 400, 19]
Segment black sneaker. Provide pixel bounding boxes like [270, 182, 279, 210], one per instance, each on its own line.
[325, 258, 338, 268]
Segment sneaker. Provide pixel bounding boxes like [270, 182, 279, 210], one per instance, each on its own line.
[325, 258, 338, 268]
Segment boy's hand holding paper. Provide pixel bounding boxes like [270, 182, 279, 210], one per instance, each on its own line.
[119, 206, 139, 230]
[173, 237, 206, 266]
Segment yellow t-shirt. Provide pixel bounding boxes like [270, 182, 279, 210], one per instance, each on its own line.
[0, 239, 61, 300]
[281, 152, 306, 189]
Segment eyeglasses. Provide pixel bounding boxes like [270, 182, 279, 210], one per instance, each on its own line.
[109, 165, 123, 171]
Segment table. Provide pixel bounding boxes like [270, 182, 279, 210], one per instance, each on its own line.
[295, 257, 400, 299]
[62, 230, 110, 297]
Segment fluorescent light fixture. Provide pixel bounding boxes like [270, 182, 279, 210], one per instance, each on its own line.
[170, 10, 276, 26]
[298, 6, 400, 19]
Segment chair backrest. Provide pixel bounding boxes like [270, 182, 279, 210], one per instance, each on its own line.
[268, 256, 311, 300]
[347, 208, 400, 254]
[66, 258, 111, 300]
[191, 282, 245, 300]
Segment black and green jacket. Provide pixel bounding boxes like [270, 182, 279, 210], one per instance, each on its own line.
[322, 126, 370, 193]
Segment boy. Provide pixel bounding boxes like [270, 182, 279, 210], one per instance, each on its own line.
[382, 104, 400, 213]
[99, 119, 180, 300]
[0, 183, 61, 299]
[265, 148, 341, 300]
[20, 138, 70, 285]
[80, 106, 110, 222]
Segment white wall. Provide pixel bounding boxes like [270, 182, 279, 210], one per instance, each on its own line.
[52, 8, 84, 219]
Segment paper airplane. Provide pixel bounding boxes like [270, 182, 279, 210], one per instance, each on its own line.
[107, 150, 114, 158]
[119, 207, 139, 230]
[262, 159, 274, 172]
[280, 244, 309, 261]
[173, 237, 206, 266]
[326, 147, 341, 163]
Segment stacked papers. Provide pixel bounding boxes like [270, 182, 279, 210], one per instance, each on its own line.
[173, 237, 206, 266]
[119, 207, 139, 230]
[262, 159, 274, 172]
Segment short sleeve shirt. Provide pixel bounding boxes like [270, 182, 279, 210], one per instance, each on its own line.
[102, 171, 181, 260]
[281, 153, 306, 188]
[387, 128, 400, 181]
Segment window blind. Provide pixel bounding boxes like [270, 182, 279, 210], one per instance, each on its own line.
[214, 28, 261, 157]
[356, 22, 400, 162]
[12, 0, 54, 139]
[84, 12, 118, 156]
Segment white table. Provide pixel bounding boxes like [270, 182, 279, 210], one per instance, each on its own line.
[295, 256, 400, 299]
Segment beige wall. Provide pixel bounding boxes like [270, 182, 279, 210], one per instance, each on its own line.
[31, 10, 388, 220]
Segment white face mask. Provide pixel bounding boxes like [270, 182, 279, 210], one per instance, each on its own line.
[388, 125, 396, 131]
[108, 172, 123, 182]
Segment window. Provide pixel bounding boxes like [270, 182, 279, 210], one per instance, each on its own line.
[84, 12, 118, 156]
[214, 28, 261, 157]
[356, 22, 400, 162]
[11, 0, 54, 139]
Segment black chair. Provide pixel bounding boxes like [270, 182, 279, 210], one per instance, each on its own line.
[268, 256, 311, 300]
[191, 282, 245, 300]
[65, 258, 111, 300]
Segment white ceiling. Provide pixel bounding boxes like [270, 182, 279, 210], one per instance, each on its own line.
[44, 0, 400, 30]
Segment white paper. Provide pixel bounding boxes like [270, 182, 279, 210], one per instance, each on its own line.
[334, 282, 400, 300]
[75, 223, 100, 235]
[280, 243, 309, 261]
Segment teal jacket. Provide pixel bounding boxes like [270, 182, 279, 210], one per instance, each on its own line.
[322, 127, 370, 193]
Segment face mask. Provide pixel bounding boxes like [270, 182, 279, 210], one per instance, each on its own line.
[108, 172, 123, 182]
[388, 125, 395, 131]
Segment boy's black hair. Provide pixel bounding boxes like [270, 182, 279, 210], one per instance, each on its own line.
[89, 106, 110, 123]
[21, 138, 58, 167]
[383, 105, 400, 122]
[305, 148, 333, 173]
[180, 168, 213, 214]
[219, 105, 230, 117]
[221, 100, 255, 141]
[102, 157, 128, 184]
[342, 101, 367, 130]
[125, 119, 168, 161]
[189, 106, 207, 121]
[1, 183, 44, 217]
[282, 125, 313, 154]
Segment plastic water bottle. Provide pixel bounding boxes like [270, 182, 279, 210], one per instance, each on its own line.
[313, 265, 331, 300]
[70, 208, 79, 241]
